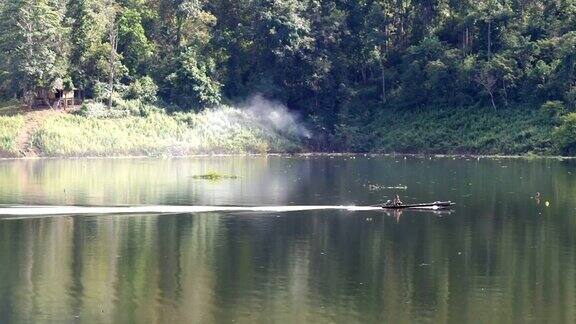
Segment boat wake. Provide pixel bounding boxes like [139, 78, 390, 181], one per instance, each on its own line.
[0, 205, 384, 218]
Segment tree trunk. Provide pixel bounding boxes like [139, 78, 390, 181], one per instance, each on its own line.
[489, 91, 496, 111]
[487, 20, 492, 58]
[381, 63, 386, 104]
[379, 41, 387, 105]
[25, 89, 32, 110]
[108, 53, 114, 109]
[23, 14, 34, 110]
[108, 24, 118, 110]
[176, 15, 182, 49]
[381, 23, 389, 105]
[502, 79, 508, 106]
[465, 27, 470, 53]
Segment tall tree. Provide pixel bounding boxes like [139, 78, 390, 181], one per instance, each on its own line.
[107, 5, 119, 110]
[117, 6, 154, 76]
[367, 0, 398, 104]
[66, 0, 111, 97]
[0, 0, 69, 106]
[152, 0, 221, 108]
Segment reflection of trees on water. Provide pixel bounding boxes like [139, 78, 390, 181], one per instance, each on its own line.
[1, 206, 575, 322]
[0, 157, 304, 206]
[1, 156, 576, 322]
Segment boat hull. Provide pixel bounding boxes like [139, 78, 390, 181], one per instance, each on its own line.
[378, 201, 455, 210]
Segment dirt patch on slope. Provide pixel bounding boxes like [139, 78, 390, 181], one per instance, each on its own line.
[15, 109, 64, 157]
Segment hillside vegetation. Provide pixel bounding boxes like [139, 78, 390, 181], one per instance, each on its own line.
[1, 1, 576, 155]
[369, 105, 554, 155]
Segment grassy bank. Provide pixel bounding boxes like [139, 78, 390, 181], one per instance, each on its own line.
[340, 105, 556, 155]
[31, 107, 302, 157]
[0, 103, 564, 158]
[0, 116, 25, 157]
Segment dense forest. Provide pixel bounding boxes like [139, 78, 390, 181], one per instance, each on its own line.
[1, 0, 576, 154]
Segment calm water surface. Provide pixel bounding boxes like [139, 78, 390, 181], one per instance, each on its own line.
[0, 155, 575, 323]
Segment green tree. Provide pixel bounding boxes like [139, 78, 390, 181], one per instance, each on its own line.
[66, 0, 111, 97]
[165, 48, 221, 108]
[150, 0, 219, 105]
[0, 0, 69, 106]
[117, 8, 154, 75]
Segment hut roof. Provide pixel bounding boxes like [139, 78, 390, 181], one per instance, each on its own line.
[52, 78, 64, 91]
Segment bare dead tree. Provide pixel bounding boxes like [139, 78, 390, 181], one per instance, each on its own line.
[475, 69, 497, 111]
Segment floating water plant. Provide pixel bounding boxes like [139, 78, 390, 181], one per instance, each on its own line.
[192, 171, 239, 180]
[366, 184, 408, 191]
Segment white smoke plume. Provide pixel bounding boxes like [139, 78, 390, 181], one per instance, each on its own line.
[240, 94, 311, 139]
[181, 94, 312, 154]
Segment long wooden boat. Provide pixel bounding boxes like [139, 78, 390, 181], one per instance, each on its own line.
[376, 201, 455, 210]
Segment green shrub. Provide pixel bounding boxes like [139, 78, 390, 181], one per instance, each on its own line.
[553, 113, 576, 155]
[114, 99, 142, 117]
[565, 86, 576, 110]
[127, 76, 158, 104]
[542, 100, 566, 118]
[79, 101, 109, 118]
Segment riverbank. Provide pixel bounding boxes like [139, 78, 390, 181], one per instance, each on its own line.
[338, 104, 557, 155]
[0, 106, 303, 158]
[0, 103, 564, 158]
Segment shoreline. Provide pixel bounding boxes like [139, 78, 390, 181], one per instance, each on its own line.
[1, 102, 559, 161]
[0, 152, 574, 161]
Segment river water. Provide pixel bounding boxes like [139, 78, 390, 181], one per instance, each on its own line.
[0, 155, 574, 323]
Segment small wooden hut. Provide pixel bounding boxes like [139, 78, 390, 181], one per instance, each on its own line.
[33, 78, 82, 109]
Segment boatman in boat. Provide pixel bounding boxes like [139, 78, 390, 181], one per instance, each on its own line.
[384, 195, 404, 206]
[384, 194, 404, 207]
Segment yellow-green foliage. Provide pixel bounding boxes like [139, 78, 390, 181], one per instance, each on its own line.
[32, 108, 302, 157]
[0, 116, 24, 157]
[33, 114, 193, 157]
